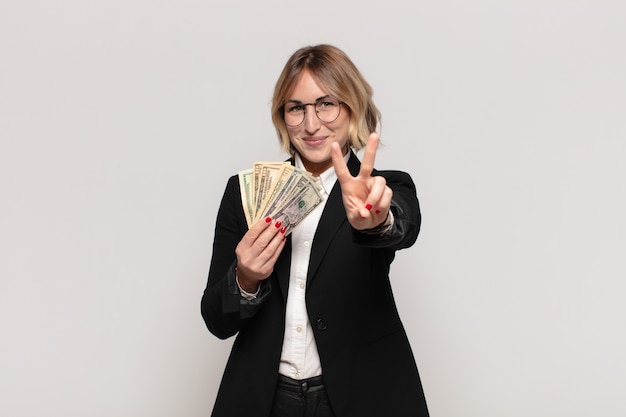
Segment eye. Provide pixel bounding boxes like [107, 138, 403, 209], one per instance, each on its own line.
[286, 104, 303, 113]
[318, 99, 338, 109]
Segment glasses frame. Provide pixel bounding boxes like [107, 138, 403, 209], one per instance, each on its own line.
[283, 96, 345, 127]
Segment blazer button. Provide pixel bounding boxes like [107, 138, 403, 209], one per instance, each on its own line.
[316, 318, 328, 331]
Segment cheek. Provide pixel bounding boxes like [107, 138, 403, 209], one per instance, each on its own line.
[334, 119, 352, 143]
[286, 126, 300, 139]
[335, 111, 352, 136]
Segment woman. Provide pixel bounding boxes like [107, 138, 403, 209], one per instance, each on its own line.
[201, 44, 429, 417]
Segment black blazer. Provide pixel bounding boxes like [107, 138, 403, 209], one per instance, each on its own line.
[202, 152, 429, 417]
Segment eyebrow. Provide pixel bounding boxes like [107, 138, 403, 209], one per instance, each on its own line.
[286, 95, 332, 104]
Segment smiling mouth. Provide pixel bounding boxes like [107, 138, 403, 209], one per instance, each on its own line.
[303, 136, 327, 144]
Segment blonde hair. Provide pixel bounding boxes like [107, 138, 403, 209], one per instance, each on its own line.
[271, 44, 381, 155]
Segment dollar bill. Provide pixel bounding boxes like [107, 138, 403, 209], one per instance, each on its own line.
[238, 168, 254, 227]
[261, 172, 310, 219]
[256, 163, 295, 223]
[268, 181, 323, 234]
[238, 161, 322, 231]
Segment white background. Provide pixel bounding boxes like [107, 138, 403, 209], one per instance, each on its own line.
[1, 1, 625, 416]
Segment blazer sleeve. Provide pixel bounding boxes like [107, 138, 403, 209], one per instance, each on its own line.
[352, 170, 421, 249]
[200, 175, 272, 340]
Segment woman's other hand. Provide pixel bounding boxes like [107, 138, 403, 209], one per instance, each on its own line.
[331, 133, 392, 231]
[235, 216, 286, 292]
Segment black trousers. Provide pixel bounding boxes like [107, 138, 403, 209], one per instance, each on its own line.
[269, 375, 336, 417]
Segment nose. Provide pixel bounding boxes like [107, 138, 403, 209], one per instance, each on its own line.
[303, 104, 321, 133]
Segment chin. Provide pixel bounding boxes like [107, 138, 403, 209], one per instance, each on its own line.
[302, 151, 331, 164]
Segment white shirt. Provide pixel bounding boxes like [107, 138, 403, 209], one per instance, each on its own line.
[276, 153, 348, 380]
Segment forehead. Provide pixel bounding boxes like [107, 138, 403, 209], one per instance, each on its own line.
[287, 70, 331, 101]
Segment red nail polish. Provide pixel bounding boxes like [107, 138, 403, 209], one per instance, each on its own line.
[375, 209, 381, 214]
[275, 221, 282, 228]
[280, 226, 286, 234]
[265, 216, 272, 223]
[365, 204, 373, 211]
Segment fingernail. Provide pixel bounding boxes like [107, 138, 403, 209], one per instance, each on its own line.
[280, 226, 286, 234]
[365, 204, 373, 211]
[265, 216, 272, 223]
[375, 209, 381, 214]
[275, 221, 282, 228]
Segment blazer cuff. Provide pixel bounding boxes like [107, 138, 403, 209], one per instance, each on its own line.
[352, 201, 416, 248]
[222, 262, 272, 319]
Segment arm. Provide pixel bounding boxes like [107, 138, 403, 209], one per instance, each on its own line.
[200, 176, 284, 339]
[352, 170, 421, 249]
[331, 133, 421, 250]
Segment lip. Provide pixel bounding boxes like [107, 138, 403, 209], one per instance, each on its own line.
[302, 136, 327, 146]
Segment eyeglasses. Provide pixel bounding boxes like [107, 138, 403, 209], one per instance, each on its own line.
[283, 96, 344, 127]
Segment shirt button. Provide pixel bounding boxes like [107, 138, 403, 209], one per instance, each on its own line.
[296, 326, 302, 333]
[303, 241, 310, 247]
[299, 282, 305, 289]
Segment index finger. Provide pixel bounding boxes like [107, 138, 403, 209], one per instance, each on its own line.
[359, 133, 379, 178]
[331, 141, 353, 184]
[242, 215, 273, 243]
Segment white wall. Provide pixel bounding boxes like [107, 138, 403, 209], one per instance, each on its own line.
[1, 1, 624, 416]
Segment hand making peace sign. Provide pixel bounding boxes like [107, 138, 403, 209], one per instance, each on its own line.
[331, 132, 393, 231]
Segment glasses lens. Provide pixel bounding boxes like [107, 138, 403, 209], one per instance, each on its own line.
[284, 103, 305, 127]
[315, 98, 341, 123]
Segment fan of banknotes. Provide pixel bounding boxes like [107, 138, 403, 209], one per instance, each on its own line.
[239, 162, 323, 234]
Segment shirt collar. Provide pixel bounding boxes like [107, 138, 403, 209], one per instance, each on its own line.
[294, 152, 350, 197]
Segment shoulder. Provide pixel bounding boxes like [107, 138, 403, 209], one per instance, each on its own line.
[373, 170, 416, 191]
[348, 151, 414, 186]
[217, 174, 243, 207]
[227, 173, 239, 184]
[224, 173, 240, 192]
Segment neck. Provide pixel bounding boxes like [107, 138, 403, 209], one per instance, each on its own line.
[295, 148, 350, 177]
[302, 160, 332, 177]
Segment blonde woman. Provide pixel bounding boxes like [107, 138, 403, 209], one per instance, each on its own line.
[202, 44, 429, 417]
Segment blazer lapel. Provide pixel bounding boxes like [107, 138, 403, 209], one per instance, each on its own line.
[275, 238, 292, 301]
[275, 156, 296, 301]
[306, 152, 361, 284]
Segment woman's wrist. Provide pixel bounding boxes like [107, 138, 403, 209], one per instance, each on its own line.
[235, 269, 261, 294]
[359, 210, 393, 235]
